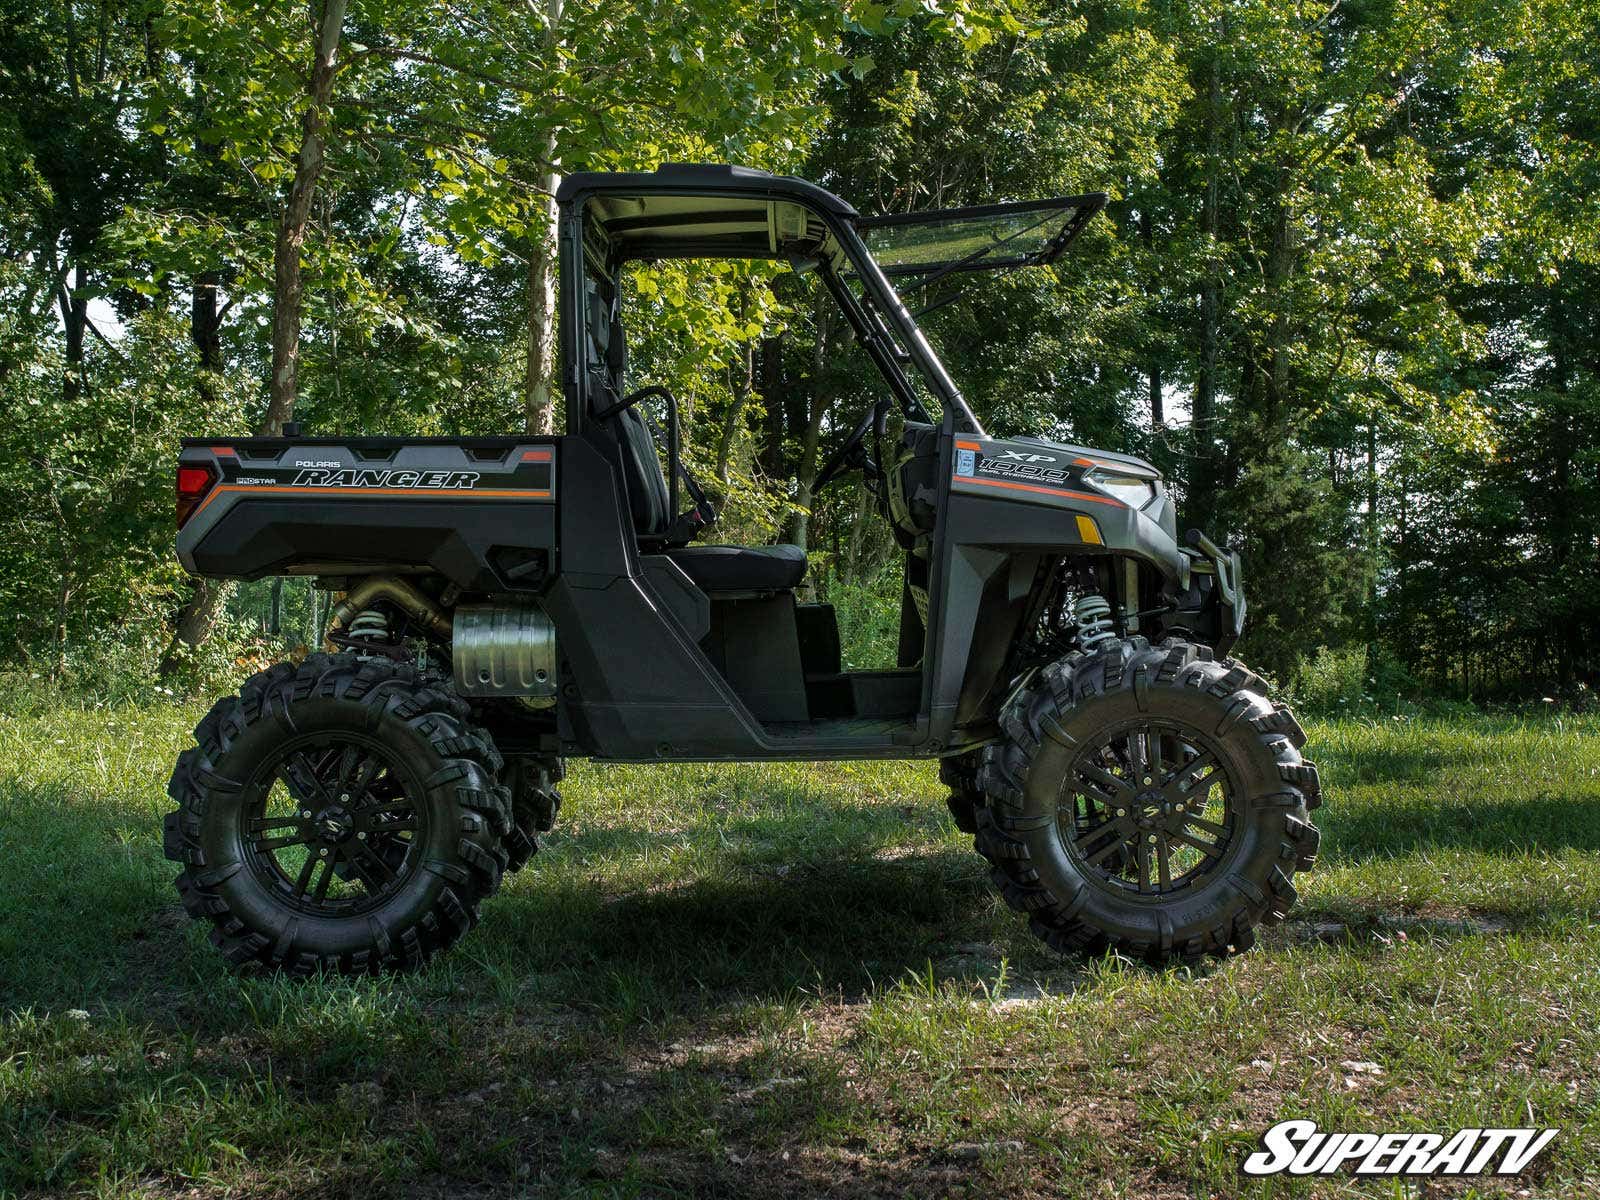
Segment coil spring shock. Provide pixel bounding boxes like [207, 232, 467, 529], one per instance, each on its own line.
[345, 609, 391, 644]
[1074, 594, 1116, 654]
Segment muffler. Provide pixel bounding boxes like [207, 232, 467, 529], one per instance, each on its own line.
[451, 602, 558, 706]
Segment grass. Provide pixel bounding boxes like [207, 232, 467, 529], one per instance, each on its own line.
[2, 704, 1599, 1198]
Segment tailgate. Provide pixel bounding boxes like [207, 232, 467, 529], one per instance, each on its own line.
[175, 437, 558, 589]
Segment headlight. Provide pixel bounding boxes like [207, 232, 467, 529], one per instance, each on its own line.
[1086, 470, 1156, 508]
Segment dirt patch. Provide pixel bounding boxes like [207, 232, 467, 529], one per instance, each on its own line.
[1280, 909, 1519, 946]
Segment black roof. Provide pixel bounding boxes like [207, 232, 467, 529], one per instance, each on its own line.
[556, 163, 858, 218]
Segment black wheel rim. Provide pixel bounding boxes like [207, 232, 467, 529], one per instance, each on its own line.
[241, 733, 427, 916]
[1057, 719, 1240, 900]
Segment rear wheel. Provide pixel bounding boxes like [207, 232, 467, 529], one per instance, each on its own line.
[164, 654, 511, 975]
[501, 755, 563, 872]
[974, 638, 1320, 965]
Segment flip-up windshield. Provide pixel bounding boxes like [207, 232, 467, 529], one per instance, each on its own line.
[855, 194, 1107, 279]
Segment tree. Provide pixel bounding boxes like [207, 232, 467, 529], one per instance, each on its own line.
[266, 0, 350, 433]
[4, 0, 1595, 704]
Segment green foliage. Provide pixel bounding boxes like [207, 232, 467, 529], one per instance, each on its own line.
[821, 568, 904, 671]
[1221, 442, 1368, 683]
[2, 0, 1597, 704]
[1285, 644, 1370, 715]
[0, 306, 244, 676]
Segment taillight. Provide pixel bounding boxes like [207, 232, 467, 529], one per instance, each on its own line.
[176, 463, 217, 527]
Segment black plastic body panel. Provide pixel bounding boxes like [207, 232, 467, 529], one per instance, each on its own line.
[701, 595, 810, 722]
[541, 434, 930, 760]
[170, 420, 1214, 762]
[169, 428, 1212, 764]
[922, 432, 1194, 747]
[176, 438, 556, 590]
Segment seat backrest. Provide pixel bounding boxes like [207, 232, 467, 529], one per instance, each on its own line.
[586, 285, 670, 538]
[616, 407, 670, 538]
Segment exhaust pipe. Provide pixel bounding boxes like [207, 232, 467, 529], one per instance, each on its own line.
[329, 575, 452, 640]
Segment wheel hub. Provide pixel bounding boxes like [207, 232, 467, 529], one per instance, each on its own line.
[315, 804, 356, 843]
[243, 734, 425, 916]
[1060, 720, 1238, 898]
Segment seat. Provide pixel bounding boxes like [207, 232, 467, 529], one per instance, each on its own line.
[664, 543, 808, 593]
[588, 291, 673, 540]
[585, 283, 807, 594]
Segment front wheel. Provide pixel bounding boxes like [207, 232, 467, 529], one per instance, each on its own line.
[974, 639, 1320, 965]
[163, 654, 512, 975]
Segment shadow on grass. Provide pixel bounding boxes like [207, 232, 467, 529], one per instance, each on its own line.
[8, 769, 1597, 1198]
[7, 776, 1598, 1018]
[0, 789, 1016, 1198]
[0, 777, 998, 1015]
[492, 855, 999, 1008]
[1309, 741, 1489, 786]
[1319, 790, 1600, 864]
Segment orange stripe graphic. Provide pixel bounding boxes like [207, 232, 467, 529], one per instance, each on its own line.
[955, 439, 981, 451]
[953, 475, 1124, 507]
[193, 483, 553, 519]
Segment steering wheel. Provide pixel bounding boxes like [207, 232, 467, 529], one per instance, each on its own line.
[813, 399, 891, 493]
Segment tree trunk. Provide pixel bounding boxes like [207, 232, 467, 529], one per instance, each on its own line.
[757, 335, 786, 477]
[1190, 46, 1223, 526]
[160, 211, 232, 673]
[160, 270, 233, 678]
[61, 262, 89, 404]
[1139, 205, 1163, 432]
[191, 270, 223, 404]
[53, 573, 71, 681]
[158, 577, 232, 678]
[1365, 418, 1379, 649]
[843, 483, 873, 581]
[264, 0, 349, 435]
[305, 581, 323, 651]
[784, 393, 829, 553]
[1263, 175, 1295, 428]
[160, 267, 232, 676]
[715, 333, 755, 484]
[522, 0, 565, 436]
[524, 179, 560, 434]
[782, 297, 831, 552]
[189, 59, 225, 407]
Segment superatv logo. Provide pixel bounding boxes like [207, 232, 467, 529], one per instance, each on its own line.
[290, 468, 481, 489]
[1243, 1119, 1557, 1178]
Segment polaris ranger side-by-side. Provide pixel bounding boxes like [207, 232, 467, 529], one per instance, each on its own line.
[165, 164, 1319, 976]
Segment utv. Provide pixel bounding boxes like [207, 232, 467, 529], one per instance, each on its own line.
[165, 164, 1319, 976]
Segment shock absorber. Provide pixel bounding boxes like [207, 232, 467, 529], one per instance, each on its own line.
[345, 609, 391, 644]
[1074, 594, 1116, 654]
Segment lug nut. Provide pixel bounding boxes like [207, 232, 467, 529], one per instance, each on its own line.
[357, 831, 367, 840]
[1116, 808, 1127, 818]
[319, 848, 329, 857]
[1174, 802, 1185, 813]
[1147, 834, 1158, 844]
[301, 810, 312, 819]
[340, 793, 350, 802]
[1143, 776, 1153, 785]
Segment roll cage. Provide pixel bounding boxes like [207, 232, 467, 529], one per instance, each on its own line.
[557, 164, 1107, 451]
[557, 164, 990, 438]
